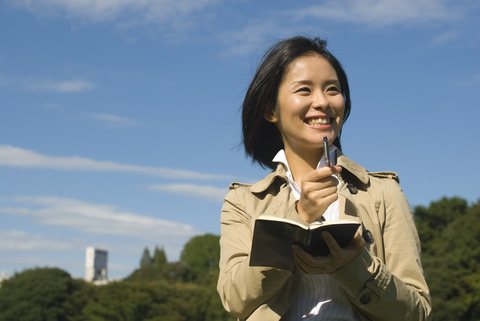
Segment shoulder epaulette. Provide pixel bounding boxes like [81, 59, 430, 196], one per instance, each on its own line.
[229, 182, 252, 190]
[368, 171, 400, 183]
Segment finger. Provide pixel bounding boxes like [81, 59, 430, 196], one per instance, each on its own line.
[292, 245, 308, 258]
[306, 186, 339, 200]
[293, 252, 309, 274]
[321, 231, 343, 256]
[301, 180, 339, 199]
[293, 245, 316, 266]
[350, 231, 366, 250]
[302, 177, 339, 191]
[293, 246, 330, 274]
[303, 166, 341, 183]
[292, 246, 315, 273]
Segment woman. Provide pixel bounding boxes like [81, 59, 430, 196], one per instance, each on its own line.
[217, 36, 432, 321]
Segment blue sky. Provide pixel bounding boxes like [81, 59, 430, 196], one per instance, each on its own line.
[1, 0, 479, 280]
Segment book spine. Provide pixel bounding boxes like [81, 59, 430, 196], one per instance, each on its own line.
[304, 229, 313, 250]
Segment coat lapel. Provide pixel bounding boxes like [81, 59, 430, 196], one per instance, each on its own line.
[250, 164, 308, 227]
[338, 182, 361, 222]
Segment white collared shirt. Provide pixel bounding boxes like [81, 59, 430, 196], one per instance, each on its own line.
[272, 149, 340, 221]
[272, 149, 360, 321]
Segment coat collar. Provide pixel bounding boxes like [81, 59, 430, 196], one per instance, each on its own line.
[250, 162, 289, 194]
[336, 150, 370, 185]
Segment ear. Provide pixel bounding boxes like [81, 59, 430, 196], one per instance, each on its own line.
[264, 108, 278, 123]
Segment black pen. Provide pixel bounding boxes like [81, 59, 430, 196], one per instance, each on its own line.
[323, 136, 331, 167]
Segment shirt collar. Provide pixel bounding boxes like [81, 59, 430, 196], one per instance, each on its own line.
[272, 146, 338, 172]
[250, 149, 370, 194]
[272, 148, 339, 200]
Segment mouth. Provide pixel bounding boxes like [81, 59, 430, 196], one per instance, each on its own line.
[305, 117, 331, 126]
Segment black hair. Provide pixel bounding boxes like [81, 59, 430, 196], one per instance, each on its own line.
[241, 36, 351, 170]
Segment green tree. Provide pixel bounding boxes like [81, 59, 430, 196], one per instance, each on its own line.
[415, 196, 468, 253]
[140, 247, 153, 269]
[415, 197, 480, 321]
[153, 246, 167, 267]
[81, 280, 213, 321]
[0, 267, 90, 321]
[0, 236, 236, 321]
[82, 282, 153, 321]
[127, 261, 195, 283]
[180, 234, 220, 283]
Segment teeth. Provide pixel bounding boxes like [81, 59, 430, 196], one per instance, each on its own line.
[307, 118, 330, 126]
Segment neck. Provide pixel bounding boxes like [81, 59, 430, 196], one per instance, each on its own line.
[284, 147, 323, 188]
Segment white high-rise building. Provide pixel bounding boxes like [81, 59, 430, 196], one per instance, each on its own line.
[85, 247, 108, 283]
[0, 272, 10, 287]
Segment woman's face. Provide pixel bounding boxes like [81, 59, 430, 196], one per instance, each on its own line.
[267, 53, 345, 157]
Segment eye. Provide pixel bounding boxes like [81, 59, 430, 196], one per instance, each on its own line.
[326, 85, 341, 94]
[295, 87, 311, 93]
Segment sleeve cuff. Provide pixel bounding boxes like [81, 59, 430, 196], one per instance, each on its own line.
[330, 248, 391, 305]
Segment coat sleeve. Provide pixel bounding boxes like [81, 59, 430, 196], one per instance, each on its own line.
[330, 178, 433, 321]
[216, 187, 297, 320]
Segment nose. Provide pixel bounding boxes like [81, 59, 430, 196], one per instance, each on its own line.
[312, 90, 329, 109]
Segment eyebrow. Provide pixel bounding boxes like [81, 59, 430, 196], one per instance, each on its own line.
[290, 80, 313, 86]
[289, 79, 340, 87]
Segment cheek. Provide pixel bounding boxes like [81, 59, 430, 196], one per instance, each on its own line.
[276, 97, 302, 120]
[333, 103, 345, 120]
[339, 106, 345, 119]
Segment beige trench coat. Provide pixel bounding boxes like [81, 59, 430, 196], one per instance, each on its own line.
[217, 153, 432, 321]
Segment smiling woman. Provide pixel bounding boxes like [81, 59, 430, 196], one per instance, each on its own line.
[217, 36, 433, 321]
[241, 37, 351, 171]
[264, 54, 345, 176]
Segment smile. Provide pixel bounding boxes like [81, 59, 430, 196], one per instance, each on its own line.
[305, 118, 330, 126]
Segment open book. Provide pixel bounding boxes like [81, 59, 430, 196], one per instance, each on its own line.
[249, 214, 361, 270]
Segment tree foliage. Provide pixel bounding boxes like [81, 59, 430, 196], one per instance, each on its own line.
[0, 267, 93, 321]
[415, 197, 480, 321]
[180, 233, 220, 283]
[81, 280, 212, 321]
[127, 261, 195, 283]
[2, 197, 478, 321]
[153, 246, 167, 267]
[140, 247, 153, 269]
[0, 237, 233, 321]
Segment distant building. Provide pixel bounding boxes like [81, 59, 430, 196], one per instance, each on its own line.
[85, 247, 108, 283]
[0, 272, 9, 287]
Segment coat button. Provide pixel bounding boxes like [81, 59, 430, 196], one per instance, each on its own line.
[347, 184, 358, 194]
[363, 230, 374, 243]
[360, 293, 371, 305]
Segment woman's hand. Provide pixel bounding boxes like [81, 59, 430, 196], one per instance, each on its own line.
[293, 230, 365, 274]
[296, 165, 342, 223]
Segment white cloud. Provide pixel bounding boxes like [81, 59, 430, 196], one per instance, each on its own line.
[89, 113, 138, 127]
[0, 225, 190, 277]
[147, 183, 228, 202]
[13, 0, 463, 29]
[0, 230, 75, 251]
[0, 196, 197, 240]
[26, 79, 96, 92]
[220, 20, 286, 58]
[427, 29, 461, 47]
[9, 0, 221, 26]
[0, 145, 232, 180]
[0, 75, 96, 93]
[218, 0, 472, 57]
[294, 0, 462, 27]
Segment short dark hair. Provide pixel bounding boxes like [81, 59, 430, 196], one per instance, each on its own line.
[241, 36, 351, 170]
